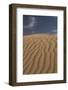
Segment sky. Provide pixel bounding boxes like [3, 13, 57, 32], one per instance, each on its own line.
[23, 15, 57, 35]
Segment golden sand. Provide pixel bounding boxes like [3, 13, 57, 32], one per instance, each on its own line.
[23, 34, 57, 74]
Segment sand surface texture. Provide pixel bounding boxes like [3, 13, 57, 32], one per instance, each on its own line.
[23, 34, 57, 74]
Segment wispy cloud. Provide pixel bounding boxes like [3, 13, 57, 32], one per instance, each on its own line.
[24, 17, 36, 29]
[51, 29, 57, 33]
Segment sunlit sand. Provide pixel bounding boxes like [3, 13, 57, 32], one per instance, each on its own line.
[23, 34, 57, 74]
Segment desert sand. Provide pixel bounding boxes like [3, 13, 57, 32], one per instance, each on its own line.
[23, 34, 57, 74]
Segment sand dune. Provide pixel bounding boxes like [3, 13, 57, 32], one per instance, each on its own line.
[23, 34, 57, 74]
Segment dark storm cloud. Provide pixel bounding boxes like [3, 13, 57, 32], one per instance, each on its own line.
[23, 15, 57, 35]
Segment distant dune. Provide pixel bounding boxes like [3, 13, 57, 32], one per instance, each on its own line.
[23, 34, 57, 74]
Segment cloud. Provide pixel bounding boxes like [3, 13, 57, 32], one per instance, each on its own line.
[51, 29, 57, 33]
[24, 17, 36, 29]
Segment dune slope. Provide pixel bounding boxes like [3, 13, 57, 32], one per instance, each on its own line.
[23, 34, 57, 74]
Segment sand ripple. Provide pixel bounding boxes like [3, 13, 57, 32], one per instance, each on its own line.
[23, 34, 57, 74]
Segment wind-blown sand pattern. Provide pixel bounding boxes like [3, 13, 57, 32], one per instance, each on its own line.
[23, 34, 57, 74]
